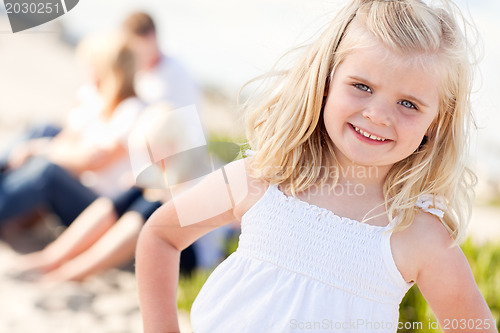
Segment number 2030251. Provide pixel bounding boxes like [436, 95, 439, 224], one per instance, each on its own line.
[5, 2, 62, 14]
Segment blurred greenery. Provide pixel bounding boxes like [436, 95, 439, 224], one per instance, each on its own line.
[487, 197, 500, 208]
[177, 269, 212, 312]
[177, 236, 500, 331]
[207, 133, 250, 159]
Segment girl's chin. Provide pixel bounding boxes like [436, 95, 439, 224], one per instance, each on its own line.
[336, 149, 395, 168]
[332, 141, 403, 168]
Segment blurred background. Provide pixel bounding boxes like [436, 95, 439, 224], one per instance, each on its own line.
[0, 0, 499, 332]
[1, 0, 500, 193]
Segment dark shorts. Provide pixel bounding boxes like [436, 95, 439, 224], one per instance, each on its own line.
[111, 187, 162, 222]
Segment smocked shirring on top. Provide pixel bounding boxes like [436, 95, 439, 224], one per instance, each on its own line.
[237, 185, 415, 304]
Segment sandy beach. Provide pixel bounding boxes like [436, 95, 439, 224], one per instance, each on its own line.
[1, 13, 499, 333]
[0, 229, 193, 333]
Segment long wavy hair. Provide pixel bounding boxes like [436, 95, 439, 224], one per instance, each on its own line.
[243, 0, 478, 246]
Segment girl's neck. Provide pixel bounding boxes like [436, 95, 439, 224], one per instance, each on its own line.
[333, 153, 392, 191]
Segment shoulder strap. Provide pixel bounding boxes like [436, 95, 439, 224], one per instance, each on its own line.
[244, 149, 257, 157]
[415, 194, 446, 218]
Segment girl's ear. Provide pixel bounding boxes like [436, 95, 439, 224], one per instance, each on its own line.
[417, 135, 428, 152]
[321, 73, 332, 111]
[324, 73, 332, 97]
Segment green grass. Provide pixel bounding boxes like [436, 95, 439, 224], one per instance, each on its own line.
[177, 269, 213, 312]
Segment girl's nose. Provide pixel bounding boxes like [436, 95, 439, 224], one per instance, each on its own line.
[361, 102, 392, 126]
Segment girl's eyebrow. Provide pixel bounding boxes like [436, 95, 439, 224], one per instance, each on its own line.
[347, 75, 430, 108]
[400, 93, 429, 108]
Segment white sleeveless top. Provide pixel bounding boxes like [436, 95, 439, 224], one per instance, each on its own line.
[191, 184, 444, 332]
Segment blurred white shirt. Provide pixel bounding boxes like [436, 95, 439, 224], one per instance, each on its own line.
[135, 54, 200, 109]
[68, 93, 145, 196]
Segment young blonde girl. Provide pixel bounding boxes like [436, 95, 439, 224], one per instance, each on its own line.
[136, 0, 497, 332]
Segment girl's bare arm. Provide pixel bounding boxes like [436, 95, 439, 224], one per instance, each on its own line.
[136, 158, 265, 332]
[414, 213, 497, 333]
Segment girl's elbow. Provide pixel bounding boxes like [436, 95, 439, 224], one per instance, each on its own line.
[138, 215, 181, 253]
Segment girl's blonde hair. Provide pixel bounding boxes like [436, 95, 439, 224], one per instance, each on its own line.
[77, 32, 137, 119]
[243, 0, 478, 246]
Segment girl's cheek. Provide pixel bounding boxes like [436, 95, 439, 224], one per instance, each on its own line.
[335, 94, 362, 113]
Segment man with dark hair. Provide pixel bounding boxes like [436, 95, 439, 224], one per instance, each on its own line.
[122, 12, 199, 109]
[122, 12, 156, 37]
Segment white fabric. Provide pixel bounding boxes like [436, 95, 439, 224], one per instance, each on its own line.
[243, 149, 256, 157]
[191, 184, 419, 333]
[135, 55, 200, 108]
[415, 194, 446, 218]
[67, 96, 145, 196]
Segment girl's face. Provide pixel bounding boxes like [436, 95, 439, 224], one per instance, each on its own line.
[323, 42, 441, 168]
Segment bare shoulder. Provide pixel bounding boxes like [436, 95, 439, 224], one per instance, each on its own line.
[391, 211, 455, 283]
[404, 211, 454, 251]
[407, 210, 468, 280]
[224, 157, 269, 221]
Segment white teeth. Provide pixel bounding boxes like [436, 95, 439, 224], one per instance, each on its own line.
[353, 125, 387, 142]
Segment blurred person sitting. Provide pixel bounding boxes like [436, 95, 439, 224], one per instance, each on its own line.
[13, 104, 232, 283]
[0, 32, 145, 229]
[12, 187, 226, 283]
[13, 186, 163, 283]
[122, 11, 200, 108]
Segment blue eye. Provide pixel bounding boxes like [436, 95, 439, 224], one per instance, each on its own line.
[354, 83, 372, 93]
[399, 100, 417, 110]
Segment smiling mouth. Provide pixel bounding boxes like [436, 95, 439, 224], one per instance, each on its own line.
[350, 124, 390, 142]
